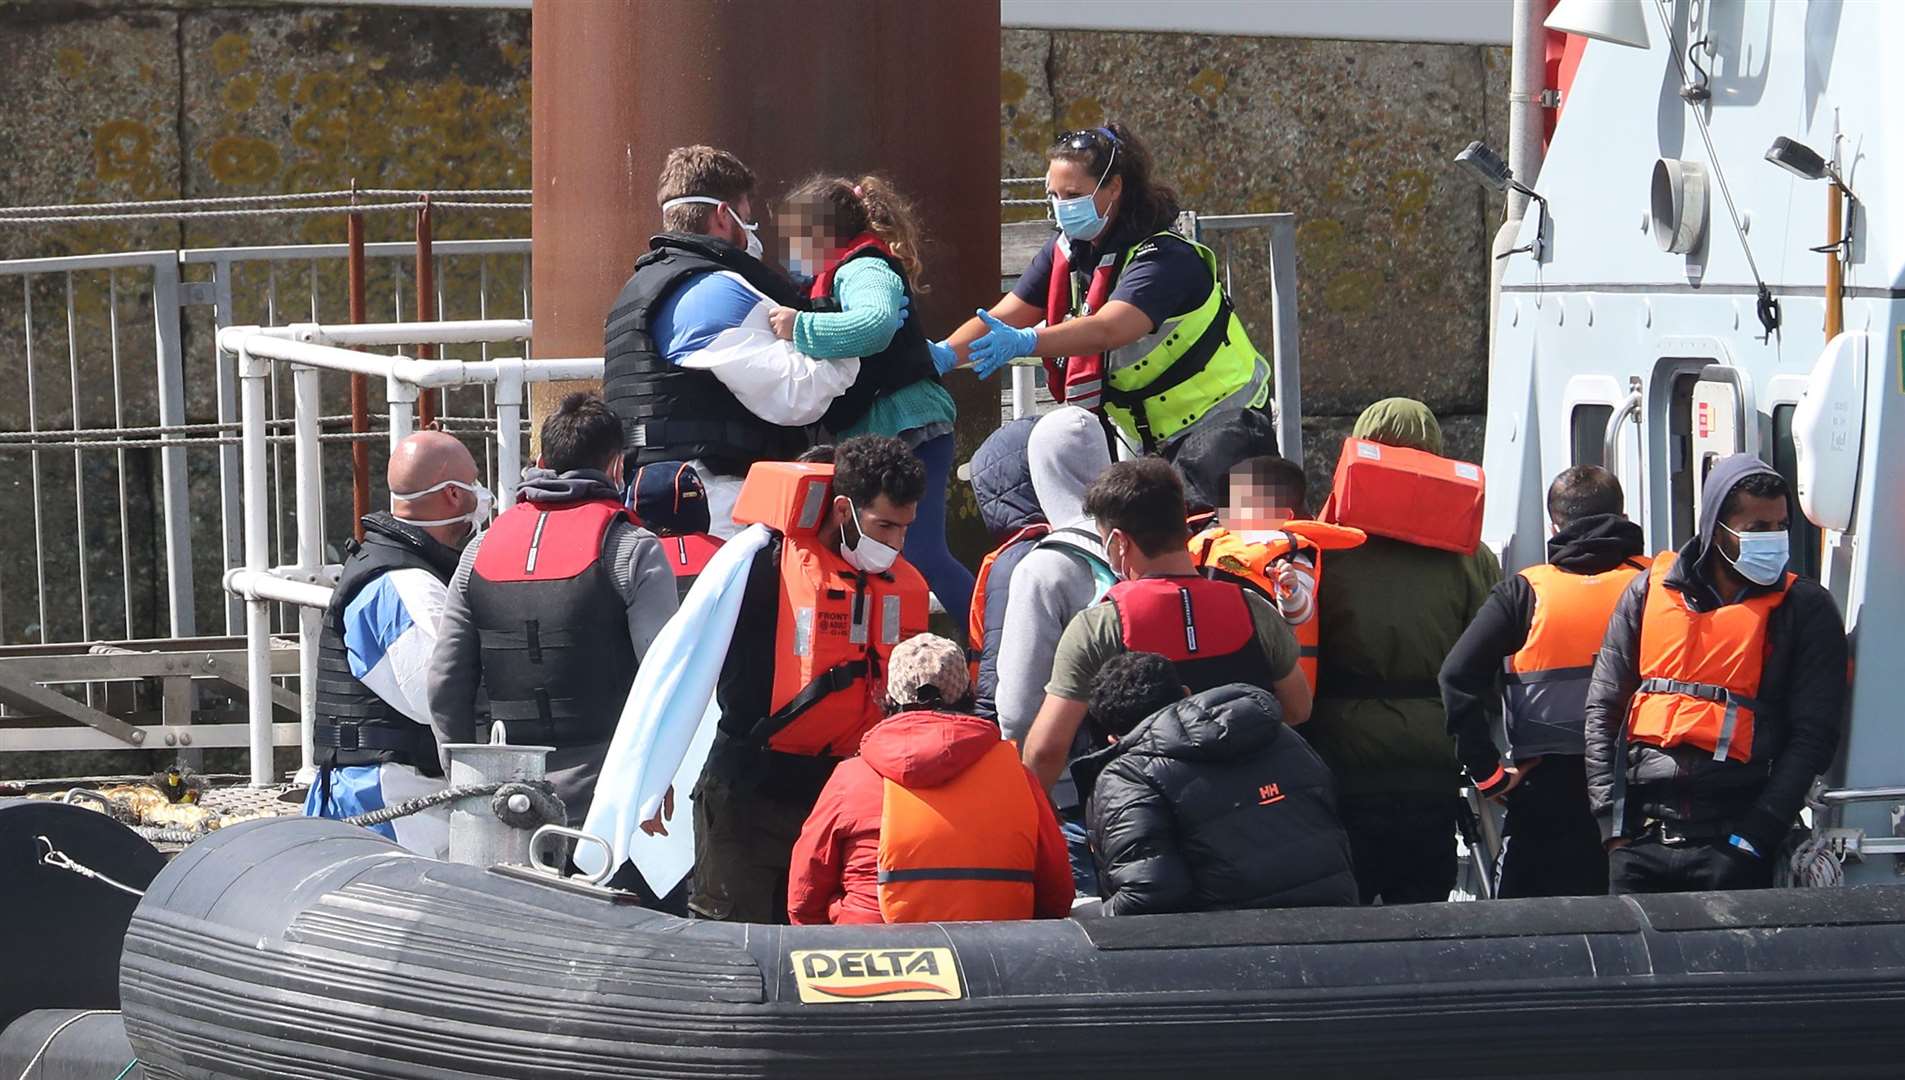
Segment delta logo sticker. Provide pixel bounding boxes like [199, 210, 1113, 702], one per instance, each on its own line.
[791, 947, 964, 1004]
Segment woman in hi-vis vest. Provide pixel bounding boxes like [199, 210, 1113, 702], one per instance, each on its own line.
[937, 123, 1273, 456]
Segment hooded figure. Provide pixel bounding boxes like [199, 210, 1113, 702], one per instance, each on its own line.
[1582, 454, 1846, 895]
[786, 635, 1073, 925]
[1307, 398, 1502, 904]
[966, 419, 1045, 719]
[1079, 681, 1357, 916]
[993, 407, 1116, 749]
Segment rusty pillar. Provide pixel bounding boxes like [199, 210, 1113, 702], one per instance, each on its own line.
[529, 0, 1001, 485]
[346, 205, 369, 543]
[415, 196, 439, 428]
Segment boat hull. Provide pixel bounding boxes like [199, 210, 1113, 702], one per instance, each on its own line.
[122, 817, 1905, 1078]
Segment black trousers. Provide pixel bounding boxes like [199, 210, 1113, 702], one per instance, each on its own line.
[1608, 829, 1776, 895]
[1341, 796, 1459, 905]
[1496, 755, 1609, 899]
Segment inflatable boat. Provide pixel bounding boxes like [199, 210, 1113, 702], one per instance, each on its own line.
[14, 816, 1886, 1079]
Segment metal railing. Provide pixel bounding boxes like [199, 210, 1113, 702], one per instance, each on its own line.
[0, 239, 531, 650]
[219, 319, 595, 784]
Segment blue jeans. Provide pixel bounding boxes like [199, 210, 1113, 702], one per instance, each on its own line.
[904, 433, 975, 630]
[1061, 813, 1100, 897]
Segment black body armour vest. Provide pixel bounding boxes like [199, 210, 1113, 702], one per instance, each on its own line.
[314, 513, 463, 776]
[464, 498, 637, 749]
[602, 232, 815, 474]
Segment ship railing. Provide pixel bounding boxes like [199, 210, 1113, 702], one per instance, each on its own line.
[220, 319, 597, 785]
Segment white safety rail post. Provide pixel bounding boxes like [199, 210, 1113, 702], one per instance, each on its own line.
[292, 364, 325, 782]
[237, 341, 275, 786]
[218, 318, 594, 786]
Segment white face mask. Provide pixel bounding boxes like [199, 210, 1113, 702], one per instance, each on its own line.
[840, 498, 900, 574]
[392, 479, 493, 536]
[661, 196, 763, 260]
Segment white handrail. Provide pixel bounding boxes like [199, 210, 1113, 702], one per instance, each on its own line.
[222, 319, 610, 785]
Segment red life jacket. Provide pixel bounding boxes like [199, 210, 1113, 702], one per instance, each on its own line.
[730, 463, 930, 758]
[656, 533, 721, 602]
[1104, 576, 1279, 694]
[1322, 438, 1485, 555]
[967, 522, 1052, 682]
[466, 498, 636, 748]
[1043, 235, 1115, 410]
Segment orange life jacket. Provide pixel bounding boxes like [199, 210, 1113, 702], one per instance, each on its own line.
[1189, 523, 1364, 691]
[1505, 557, 1650, 757]
[1322, 437, 1485, 555]
[1626, 553, 1793, 764]
[732, 463, 930, 757]
[877, 735, 1039, 923]
[967, 522, 1051, 683]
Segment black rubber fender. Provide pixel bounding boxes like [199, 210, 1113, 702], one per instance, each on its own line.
[0, 1009, 143, 1079]
[121, 816, 1905, 1079]
[0, 798, 163, 1031]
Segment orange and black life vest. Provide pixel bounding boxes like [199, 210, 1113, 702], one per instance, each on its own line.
[729, 463, 930, 760]
[1105, 576, 1278, 694]
[968, 522, 1051, 686]
[1504, 557, 1650, 758]
[877, 731, 1040, 923]
[1626, 553, 1793, 765]
[1191, 522, 1365, 692]
[467, 498, 636, 748]
[1322, 437, 1485, 555]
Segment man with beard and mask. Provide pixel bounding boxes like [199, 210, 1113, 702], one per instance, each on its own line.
[1439, 466, 1648, 897]
[428, 393, 679, 828]
[305, 431, 490, 857]
[1584, 456, 1846, 895]
[603, 145, 870, 538]
[687, 434, 929, 923]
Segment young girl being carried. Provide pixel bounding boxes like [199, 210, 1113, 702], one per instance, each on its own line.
[767, 175, 974, 627]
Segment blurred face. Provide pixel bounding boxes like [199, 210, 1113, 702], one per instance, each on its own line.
[830, 492, 916, 554]
[1045, 158, 1123, 226]
[1227, 470, 1303, 530]
[777, 201, 842, 276]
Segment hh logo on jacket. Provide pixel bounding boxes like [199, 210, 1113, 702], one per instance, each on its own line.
[1258, 783, 1285, 805]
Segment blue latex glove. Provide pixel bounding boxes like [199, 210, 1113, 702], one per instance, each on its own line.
[967, 309, 1038, 379]
[928, 339, 960, 376]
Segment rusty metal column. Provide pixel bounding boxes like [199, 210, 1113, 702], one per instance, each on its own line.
[529, 0, 1001, 475]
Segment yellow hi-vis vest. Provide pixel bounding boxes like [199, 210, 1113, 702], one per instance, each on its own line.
[1087, 232, 1271, 451]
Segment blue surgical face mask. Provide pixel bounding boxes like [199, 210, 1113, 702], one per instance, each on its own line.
[786, 250, 817, 283]
[1719, 522, 1789, 586]
[1050, 145, 1117, 242]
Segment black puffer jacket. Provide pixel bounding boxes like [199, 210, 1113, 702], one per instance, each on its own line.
[1077, 684, 1358, 916]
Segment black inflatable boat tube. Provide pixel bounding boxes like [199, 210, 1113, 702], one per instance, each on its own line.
[122, 818, 1905, 1079]
[0, 1009, 143, 1080]
[1, 798, 164, 1031]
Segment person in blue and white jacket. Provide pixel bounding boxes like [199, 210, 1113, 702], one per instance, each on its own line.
[603, 144, 872, 537]
[303, 431, 490, 857]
